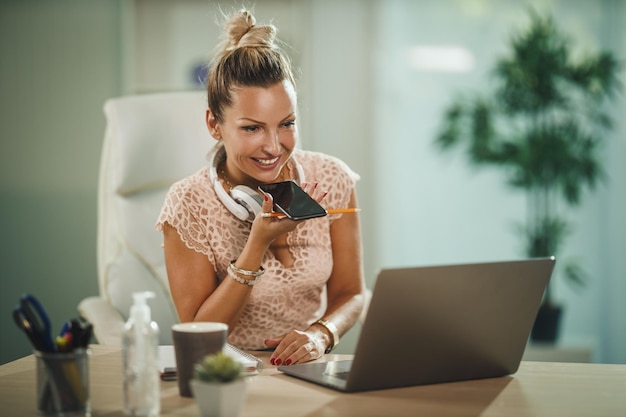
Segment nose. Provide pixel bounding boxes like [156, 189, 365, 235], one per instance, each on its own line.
[262, 129, 281, 154]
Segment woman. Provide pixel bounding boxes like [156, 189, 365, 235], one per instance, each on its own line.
[156, 9, 365, 366]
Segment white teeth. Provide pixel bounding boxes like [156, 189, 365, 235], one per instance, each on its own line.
[256, 157, 279, 166]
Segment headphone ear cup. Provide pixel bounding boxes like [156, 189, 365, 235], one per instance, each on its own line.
[230, 186, 263, 222]
[208, 146, 256, 222]
[213, 182, 251, 221]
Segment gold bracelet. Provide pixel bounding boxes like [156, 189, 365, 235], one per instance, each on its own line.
[227, 261, 264, 286]
[316, 318, 339, 353]
[227, 264, 262, 286]
[229, 260, 265, 277]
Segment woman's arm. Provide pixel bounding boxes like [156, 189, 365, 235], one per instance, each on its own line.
[316, 188, 366, 341]
[267, 188, 366, 365]
[163, 193, 304, 330]
[163, 223, 253, 328]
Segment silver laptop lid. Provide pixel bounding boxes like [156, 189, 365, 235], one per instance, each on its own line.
[344, 257, 555, 391]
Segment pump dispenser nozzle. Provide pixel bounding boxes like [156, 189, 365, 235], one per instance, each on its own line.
[130, 291, 155, 323]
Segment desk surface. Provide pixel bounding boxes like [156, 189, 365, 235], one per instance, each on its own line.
[1, 345, 625, 417]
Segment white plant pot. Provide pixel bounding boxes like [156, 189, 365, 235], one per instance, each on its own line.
[190, 379, 248, 417]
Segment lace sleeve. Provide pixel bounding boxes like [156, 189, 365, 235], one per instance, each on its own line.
[155, 170, 216, 266]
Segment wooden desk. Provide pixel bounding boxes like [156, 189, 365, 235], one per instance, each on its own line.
[523, 342, 593, 363]
[1, 345, 625, 416]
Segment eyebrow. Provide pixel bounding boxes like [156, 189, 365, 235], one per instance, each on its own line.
[238, 113, 296, 124]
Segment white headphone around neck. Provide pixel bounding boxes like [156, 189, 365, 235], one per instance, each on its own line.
[207, 145, 306, 222]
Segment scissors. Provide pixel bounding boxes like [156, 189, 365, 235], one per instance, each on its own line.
[12, 294, 56, 352]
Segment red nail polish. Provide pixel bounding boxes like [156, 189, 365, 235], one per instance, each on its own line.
[285, 359, 292, 366]
[270, 358, 275, 365]
[275, 359, 282, 366]
[264, 194, 269, 201]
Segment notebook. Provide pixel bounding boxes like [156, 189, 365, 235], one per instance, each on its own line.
[278, 257, 555, 392]
[158, 343, 263, 381]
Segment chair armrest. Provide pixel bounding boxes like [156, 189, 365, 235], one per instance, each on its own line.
[77, 296, 125, 346]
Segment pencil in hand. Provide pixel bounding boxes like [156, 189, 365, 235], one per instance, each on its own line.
[260, 208, 361, 218]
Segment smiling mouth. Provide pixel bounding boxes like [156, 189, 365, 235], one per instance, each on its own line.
[253, 156, 280, 166]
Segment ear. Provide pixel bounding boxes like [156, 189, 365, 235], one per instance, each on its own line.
[206, 109, 222, 139]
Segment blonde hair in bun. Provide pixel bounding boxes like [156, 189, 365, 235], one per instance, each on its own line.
[206, 9, 296, 122]
[222, 9, 276, 50]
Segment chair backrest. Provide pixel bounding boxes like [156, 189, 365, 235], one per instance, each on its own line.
[98, 91, 211, 344]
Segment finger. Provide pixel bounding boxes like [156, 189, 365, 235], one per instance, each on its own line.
[288, 341, 324, 365]
[271, 332, 324, 366]
[290, 331, 326, 364]
[262, 192, 273, 213]
[264, 338, 281, 349]
[310, 183, 328, 202]
[300, 182, 314, 194]
[257, 193, 280, 220]
[303, 182, 318, 195]
[267, 334, 289, 365]
[301, 182, 327, 202]
[270, 332, 302, 365]
[288, 344, 314, 365]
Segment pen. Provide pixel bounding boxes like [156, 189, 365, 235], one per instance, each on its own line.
[262, 208, 361, 217]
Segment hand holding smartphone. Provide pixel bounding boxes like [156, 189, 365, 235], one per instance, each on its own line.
[258, 180, 327, 220]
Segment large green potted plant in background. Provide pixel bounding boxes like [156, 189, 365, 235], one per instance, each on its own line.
[435, 10, 620, 342]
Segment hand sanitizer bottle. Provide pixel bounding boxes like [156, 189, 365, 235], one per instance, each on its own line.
[122, 291, 160, 416]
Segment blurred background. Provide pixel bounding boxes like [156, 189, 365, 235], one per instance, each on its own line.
[1, 0, 624, 365]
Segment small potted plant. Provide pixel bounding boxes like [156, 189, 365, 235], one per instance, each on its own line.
[190, 351, 247, 417]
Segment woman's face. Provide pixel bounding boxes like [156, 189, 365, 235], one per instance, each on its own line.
[208, 80, 298, 189]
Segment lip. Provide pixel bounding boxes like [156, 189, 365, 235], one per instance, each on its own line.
[252, 155, 281, 170]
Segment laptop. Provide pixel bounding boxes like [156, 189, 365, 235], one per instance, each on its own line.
[278, 257, 555, 392]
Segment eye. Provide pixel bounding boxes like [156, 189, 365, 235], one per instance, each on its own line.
[241, 125, 260, 133]
[282, 120, 296, 128]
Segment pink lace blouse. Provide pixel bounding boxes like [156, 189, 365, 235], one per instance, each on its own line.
[155, 149, 359, 350]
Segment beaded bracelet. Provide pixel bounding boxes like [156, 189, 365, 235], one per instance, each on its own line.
[227, 260, 264, 286]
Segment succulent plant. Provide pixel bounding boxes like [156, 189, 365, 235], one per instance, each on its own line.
[194, 352, 243, 383]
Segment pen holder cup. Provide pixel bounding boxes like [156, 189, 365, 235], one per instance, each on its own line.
[35, 349, 91, 416]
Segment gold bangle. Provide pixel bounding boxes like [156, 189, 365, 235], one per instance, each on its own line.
[229, 260, 265, 277]
[316, 318, 339, 353]
[227, 260, 264, 286]
[227, 264, 262, 286]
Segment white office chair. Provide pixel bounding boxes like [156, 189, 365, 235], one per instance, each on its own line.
[78, 91, 211, 345]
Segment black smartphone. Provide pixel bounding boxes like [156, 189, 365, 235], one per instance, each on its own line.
[258, 180, 327, 220]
